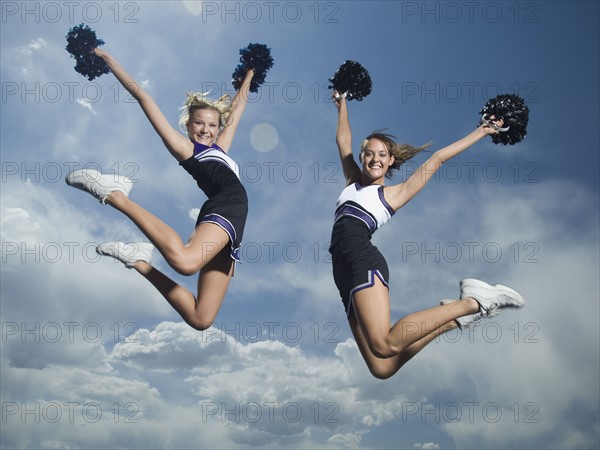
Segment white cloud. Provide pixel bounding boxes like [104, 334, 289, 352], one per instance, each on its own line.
[26, 38, 48, 52]
[0, 320, 386, 448]
[1, 207, 43, 242]
[7, 38, 48, 76]
[138, 78, 151, 89]
[188, 208, 200, 221]
[75, 98, 97, 115]
[329, 430, 368, 448]
[1, 179, 175, 325]
[414, 443, 440, 450]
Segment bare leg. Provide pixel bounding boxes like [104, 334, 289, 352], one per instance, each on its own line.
[106, 191, 227, 275]
[133, 246, 234, 330]
[350, 277, 479, 377]
[349, 314, 456, 379]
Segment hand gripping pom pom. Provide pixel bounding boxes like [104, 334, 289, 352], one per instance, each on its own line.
[231, 43, 274, 93]
[480, 94, 530, 145]
[328, 60, 372, 101]
[65, 24, 110, 81]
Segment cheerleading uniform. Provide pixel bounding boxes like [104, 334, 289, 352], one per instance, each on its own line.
[329, 182, 395, 318]
[180, 142, 248, 262]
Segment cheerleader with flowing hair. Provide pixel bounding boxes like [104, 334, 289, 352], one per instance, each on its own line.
[330, 92, 525, 379]
[66, 47, 256, 331]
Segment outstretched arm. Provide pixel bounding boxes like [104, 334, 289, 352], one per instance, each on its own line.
[386, 122, 501, 211]
[334, 92, 362, 185]
[216, 69, 255, 153]
[93, 47, 192, 161]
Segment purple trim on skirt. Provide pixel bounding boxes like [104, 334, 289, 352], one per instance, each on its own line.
[198, 213, 241, 262]
[347, 269, 389, 318]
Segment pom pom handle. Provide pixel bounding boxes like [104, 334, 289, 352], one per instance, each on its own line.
[481, 114, 510, 132]
[479, 94, 529, 145]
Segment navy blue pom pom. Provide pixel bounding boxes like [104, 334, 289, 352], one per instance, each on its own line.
[231, 43, 274, 93]
[480, 94, 529, 145]
[328, 60, 372, 101]
[65, 24, 109, 81]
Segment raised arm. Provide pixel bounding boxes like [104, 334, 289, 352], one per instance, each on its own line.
[386, 122, 500, 211]
[93, 47, 192, 161]
[334, 92, 362, 185]
[216, 69, 255, 153]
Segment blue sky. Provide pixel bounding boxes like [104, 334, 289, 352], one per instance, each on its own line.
[1, 1, 598, 448]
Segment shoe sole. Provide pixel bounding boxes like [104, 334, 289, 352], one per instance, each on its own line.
[460, 278, 525, 307]
[66, 169, 133, 199]
[97, 242, 153, 268]
[493, 283, 525, 307]
[65, 169, 102, 187]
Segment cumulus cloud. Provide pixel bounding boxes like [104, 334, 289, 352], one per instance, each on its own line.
[2, 177, 599, 448]
[0, 320, 384, 448]
[1, 179, 174, 325]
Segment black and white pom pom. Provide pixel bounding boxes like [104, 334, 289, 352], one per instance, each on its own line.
[480, 94, 529, 145]
[328, 60, 372, 101]
[65, 23, 109, 81]
[231, 43, 274, 93]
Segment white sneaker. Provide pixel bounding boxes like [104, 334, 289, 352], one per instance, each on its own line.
[96, 242, 153, 269]
[460, 278, 525, 318]
[66, 169, 133, 204]
[440, 299, 483, 330]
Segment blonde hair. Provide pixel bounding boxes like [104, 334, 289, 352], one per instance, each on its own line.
[178, 92, 232, 133]
[360, 131, 431, 179]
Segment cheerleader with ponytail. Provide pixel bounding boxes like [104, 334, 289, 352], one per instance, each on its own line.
[328, 62, 528, 379]
[65, 28, 273, 331]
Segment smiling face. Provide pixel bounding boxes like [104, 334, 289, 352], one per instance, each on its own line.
[186, 107, 221, 146]
[360, 138, 395, 184]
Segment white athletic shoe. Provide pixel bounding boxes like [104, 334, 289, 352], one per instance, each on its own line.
[65, 169, 133, 204]
[459, 278, 525, 318]
[440, 299, 483, 330]
[96, 242, 153, 269]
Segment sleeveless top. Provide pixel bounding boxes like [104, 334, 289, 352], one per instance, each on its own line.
[188, 142, 243, 199]
[193, 142, 240, 179]
[333, 182, 395, 235]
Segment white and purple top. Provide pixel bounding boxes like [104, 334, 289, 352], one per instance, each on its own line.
[334, 183, 395, 234]
[193, 142, 240, 179]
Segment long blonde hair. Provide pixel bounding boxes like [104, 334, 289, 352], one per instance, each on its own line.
[178, 92, 232, 133]
[360, 131, 431, 179]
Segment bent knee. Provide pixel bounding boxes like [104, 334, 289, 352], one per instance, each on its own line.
[188, 319, 214, 331]
[370, 367, 394, 380]
[366, 359, 403, 379]
[371, 347, 394, 360]
[369, 338, 402, 360]
[176, 265, 201, 277]
[170, 255, 202, 276]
